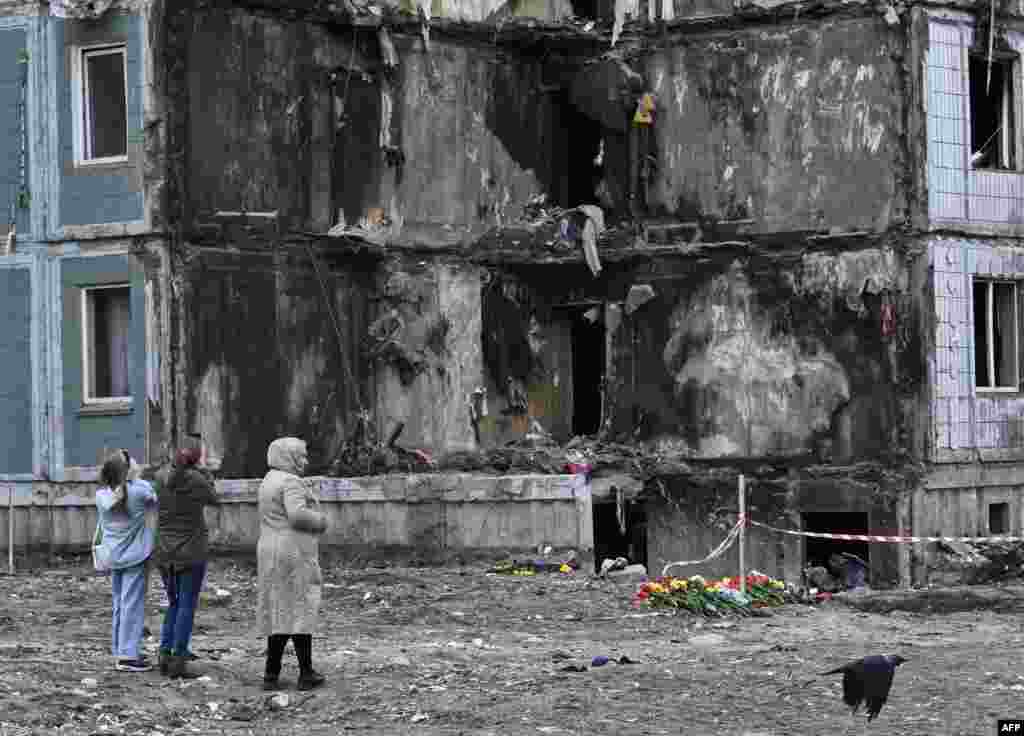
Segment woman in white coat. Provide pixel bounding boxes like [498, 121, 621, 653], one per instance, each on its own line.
[256, 437, 329, 691]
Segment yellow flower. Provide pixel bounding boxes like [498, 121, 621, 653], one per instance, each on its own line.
[669, 579, 687, 591]
[559, 563, 571, 573]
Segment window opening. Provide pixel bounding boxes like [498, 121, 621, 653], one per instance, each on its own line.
[83, 285, 131, 402]
[969, 55, 1016, 170]
[569, 0, 598, 19]
[593, 499, 646, 569]
[989, 502, 1010, 534]
[973, 279, 1018, 390]
[80, 45, 128, 162]
[802, 512, 870, 589]
[571, 307, 605, 436]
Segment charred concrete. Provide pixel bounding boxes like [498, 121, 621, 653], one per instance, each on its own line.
[142, 0, 962, 587]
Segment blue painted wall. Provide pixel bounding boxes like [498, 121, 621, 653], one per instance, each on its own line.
[0, 28, 31, 237]
[55, 15, 144, 227]
[61, 254, 145, 467]
[0, 266, 33, 474]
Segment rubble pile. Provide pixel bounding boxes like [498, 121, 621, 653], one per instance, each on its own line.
[928, 539, 1024, 587]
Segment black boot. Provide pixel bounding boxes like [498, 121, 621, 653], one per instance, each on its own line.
[167, 654, 199, 679]
[264, 635, 288, 691]
[297, 669, 325, 691]
[158, 649, 172, 676]
[294, 634, 325, 691]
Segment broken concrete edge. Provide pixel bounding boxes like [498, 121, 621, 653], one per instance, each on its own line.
[210, 472, 590, 503]
[204, 0, 909, 45]
[831, 583, 1024, 614]
[279, 230, 892, 270]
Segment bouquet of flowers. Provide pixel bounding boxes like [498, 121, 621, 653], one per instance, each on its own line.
[631, 571, 793, 614]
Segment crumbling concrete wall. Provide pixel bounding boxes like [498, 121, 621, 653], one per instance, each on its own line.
[478, 272, 574, 444]
[177, 7, 365, 233]
[392, 37, 587, 245]
[645, 16, 906, 232]
[646, 463, 915, 588]
[617, 247, 919, 461]
[180, 247, 375, 478]
[480, 244, 923, 462]
[370, 258, 485, 455]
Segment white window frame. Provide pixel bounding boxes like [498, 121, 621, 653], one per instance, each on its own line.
[974, 278, 1019, 392]
[72, 43, 129, 166]
[81, 283, 133, 405]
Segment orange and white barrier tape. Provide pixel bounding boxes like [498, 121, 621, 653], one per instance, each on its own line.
[747, 518, 1024, 544]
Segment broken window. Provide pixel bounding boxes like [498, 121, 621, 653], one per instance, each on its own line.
[969, 54, 1016, 170]
[79, 45, 128, 162]
[973, 279, 1018, 390]
[989, 502, 1010, 534]
[83, 285, 131, 402]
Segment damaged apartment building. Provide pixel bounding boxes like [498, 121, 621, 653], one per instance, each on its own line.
[2, 0, 1023, 586]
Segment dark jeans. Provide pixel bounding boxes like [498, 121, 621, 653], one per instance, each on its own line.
[159, 562, 207, 656]
[265, 634, 313, 676]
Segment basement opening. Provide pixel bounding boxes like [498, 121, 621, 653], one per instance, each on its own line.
[568, 0, 598, 20]
[802, 511, 870, 580]
[570, 307, 606, 437]
[593, 498, 647, 569]
[969, 54, 1016, 170]
[990, 502, 1010, 534]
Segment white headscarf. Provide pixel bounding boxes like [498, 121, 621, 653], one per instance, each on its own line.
[267, 437, 307, 476]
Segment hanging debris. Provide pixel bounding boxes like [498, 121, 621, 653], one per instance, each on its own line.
[577, 205, 605, 277]
[48, 0, 114, 18]
[624, 283, 655, 314]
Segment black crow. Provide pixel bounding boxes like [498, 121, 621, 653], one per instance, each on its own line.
[821, 654, 907, 722]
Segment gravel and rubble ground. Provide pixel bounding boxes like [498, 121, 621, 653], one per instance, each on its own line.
[1, 558, 1023, 736]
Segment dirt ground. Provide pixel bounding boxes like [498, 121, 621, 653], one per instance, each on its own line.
[1, 557, 1023, 736]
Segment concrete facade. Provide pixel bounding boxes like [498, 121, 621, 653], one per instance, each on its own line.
[3, 0, 1024, 584]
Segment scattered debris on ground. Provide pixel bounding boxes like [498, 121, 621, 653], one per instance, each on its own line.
[1, 557, 1023, 734]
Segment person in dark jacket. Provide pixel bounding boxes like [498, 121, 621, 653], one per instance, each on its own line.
[154, 435, 219, 679]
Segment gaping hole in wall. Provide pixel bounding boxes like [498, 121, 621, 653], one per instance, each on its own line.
[571, 307, 606, 436]
[553, 92, 604, 209]
[802, 512, 870, 588]
[593, 499, 647, 569]
[989, 502, 1010, 534]
[973, 279, 1019, 389]
[569, 0, 598, 20]
[333, 75, 383, 228]
[969, 55, 1016, 170]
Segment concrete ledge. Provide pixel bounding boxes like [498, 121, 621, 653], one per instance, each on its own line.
[1, 473, 595, 568]
[925, 462, 1024, 490]
[833, 584, 1024, 614]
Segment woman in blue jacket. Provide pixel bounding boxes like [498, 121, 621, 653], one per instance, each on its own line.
[95, 449, 158, 672]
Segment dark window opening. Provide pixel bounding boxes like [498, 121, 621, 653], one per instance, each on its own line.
[973, 279, 1018, 389]
[552, 93, 603, 209]
[802, 512, 870, 587]
[571, 308, 605, 437]
[569, 0, 598, 18]
[82, 46, 128, 161]
[990, 502, 1010, 534]
[85, 286, 131, 400]
[593, 499, 646, 569]
[969, 55, 1016, 170]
